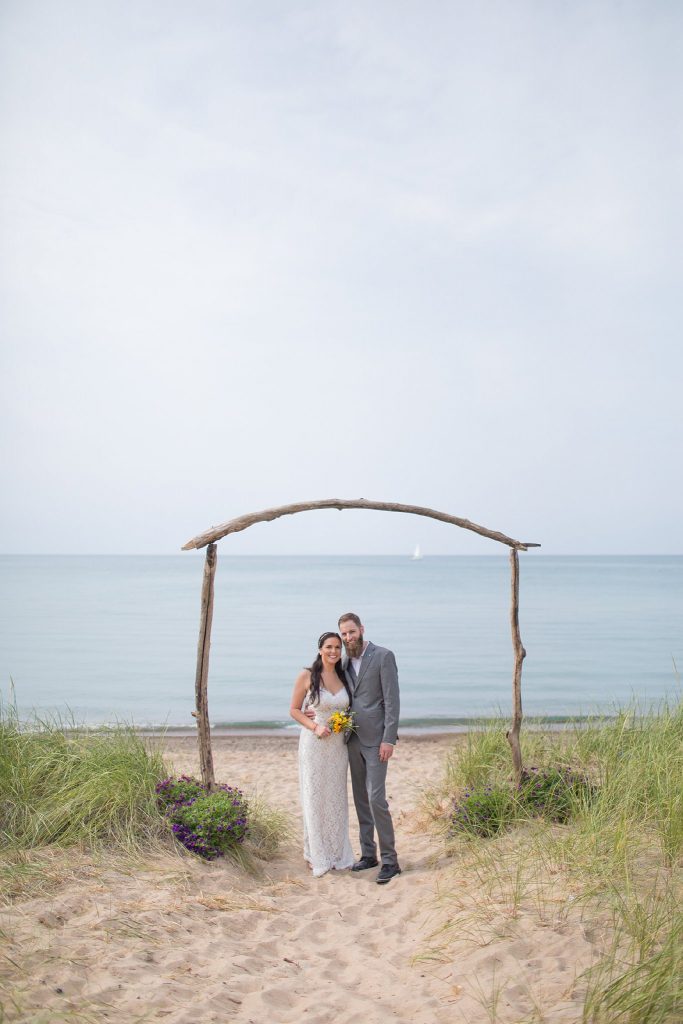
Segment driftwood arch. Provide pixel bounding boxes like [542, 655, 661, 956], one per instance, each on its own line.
[182, 499, 541, 788]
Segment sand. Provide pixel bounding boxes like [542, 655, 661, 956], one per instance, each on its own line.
[0, 735, 603, 1023]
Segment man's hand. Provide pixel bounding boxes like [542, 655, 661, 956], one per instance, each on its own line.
[379, 742, 394, 763]
[303, 707, 316, 721]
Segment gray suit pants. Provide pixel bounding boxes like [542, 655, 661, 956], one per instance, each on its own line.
[347, 735, 397, 867]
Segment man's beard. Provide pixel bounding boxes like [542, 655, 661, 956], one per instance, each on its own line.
[344, 637, 364, 658]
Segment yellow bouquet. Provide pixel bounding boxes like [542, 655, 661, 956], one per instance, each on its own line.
[328, 709, 356, 735]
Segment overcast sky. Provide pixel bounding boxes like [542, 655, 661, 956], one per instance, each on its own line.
[1, 1, 681, 555]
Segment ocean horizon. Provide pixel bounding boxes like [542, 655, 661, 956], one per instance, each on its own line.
[1, 554, 681, 731]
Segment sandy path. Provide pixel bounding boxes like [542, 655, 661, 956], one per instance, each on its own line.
[0, 735, 599, 1023]
[167, 735, 458, 1024]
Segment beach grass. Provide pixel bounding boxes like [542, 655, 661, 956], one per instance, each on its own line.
[0, 704, 291, 905]
[0, 704, 168, 853]
[244, 792, 294, 859]
[426, 699, 683, 1022]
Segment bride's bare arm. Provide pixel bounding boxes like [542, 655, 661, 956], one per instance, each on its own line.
[290, 671, 329, 736]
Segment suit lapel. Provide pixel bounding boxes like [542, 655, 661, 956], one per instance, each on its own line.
[354, 642, 376, 690]
[343, 656, 356, 692]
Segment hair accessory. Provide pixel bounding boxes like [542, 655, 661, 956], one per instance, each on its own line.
[317, 631, 338, 648]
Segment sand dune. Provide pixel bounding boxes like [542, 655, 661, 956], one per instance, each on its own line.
[1, 735, 601, 1022]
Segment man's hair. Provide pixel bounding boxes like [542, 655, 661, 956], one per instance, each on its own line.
[338, 612, 362, 628]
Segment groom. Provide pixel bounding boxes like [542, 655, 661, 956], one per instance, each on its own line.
[338, 612, 401, 884]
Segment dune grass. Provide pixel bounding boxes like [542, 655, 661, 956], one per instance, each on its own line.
[427, 700, 683, 1022]
[245, 792, 294, 859]
[0, 702, 291, 902]
[0, 704, 168, 853]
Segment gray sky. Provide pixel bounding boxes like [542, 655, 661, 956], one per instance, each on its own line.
[1, 1, 681, 555]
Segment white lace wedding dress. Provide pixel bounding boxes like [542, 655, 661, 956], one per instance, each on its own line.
[299, 686, 355, 877]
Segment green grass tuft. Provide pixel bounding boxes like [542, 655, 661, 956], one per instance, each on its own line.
[0, 699, 292, 894]
[432, 698, 683, 1022]
[0, 703, 170, 852]
[244, 792, 294, 859]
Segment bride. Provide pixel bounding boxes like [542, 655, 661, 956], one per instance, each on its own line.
[289, 631, 355, 877]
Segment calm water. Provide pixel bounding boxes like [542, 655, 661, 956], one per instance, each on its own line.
[0, 555, 681, 728]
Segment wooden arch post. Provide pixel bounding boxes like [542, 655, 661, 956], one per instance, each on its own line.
[184, 499, 540, 789]
[194, 542, 217, 789]
[507, 548, 525, 786]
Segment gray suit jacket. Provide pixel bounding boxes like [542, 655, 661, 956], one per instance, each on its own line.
[343, 641, 400, 747]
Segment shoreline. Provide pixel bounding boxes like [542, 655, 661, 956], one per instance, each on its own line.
[68, 716, 618, 739]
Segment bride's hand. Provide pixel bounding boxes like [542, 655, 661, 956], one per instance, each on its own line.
[314, 724, 331, 739]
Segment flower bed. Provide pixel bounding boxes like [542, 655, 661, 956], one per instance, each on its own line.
[156, 775, 249, 860]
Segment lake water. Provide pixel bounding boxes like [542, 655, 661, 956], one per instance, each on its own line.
[0, 555, 681, 729]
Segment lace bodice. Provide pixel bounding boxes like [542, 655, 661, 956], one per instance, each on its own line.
[303, 685, 350, 724]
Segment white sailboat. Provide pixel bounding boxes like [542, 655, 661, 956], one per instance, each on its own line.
[411, 543, 423, 560]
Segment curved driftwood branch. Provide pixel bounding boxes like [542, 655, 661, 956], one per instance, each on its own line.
[182, 499, 541, 552]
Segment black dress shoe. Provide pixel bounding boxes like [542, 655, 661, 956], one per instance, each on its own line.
[376, 863, 402, 884]
[351, 856, 379, 872]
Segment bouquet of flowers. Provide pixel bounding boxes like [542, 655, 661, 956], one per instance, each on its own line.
[328, 709, 356, 735]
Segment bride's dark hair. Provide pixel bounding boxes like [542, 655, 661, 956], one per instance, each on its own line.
[308, 631, 352, 706]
